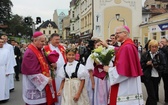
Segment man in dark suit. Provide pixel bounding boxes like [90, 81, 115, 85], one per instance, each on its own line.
[11, 40, 21, 81]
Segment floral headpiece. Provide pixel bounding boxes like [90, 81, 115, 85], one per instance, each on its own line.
[65, 48, 77, 54]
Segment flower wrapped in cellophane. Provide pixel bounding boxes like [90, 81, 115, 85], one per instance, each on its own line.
[47, 50, 59, 64]
[91, 46, 115, 79]
[44, 49, 59, 79]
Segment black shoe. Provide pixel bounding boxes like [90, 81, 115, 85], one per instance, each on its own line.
[10, 88, 14, 92]
[16, 78, 20, 81]
[0, 99, 9, 103]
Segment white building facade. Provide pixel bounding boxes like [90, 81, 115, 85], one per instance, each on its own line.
[93, 0, 142, 41]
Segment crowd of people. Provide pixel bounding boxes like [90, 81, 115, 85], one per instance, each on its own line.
[0, 25, 168, 105]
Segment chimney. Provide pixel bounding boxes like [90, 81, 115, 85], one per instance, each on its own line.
[151, 5, 155, 9]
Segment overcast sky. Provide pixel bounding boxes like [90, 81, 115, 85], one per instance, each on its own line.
[11, 0, 71, 21]
[11, 0, 146, 22]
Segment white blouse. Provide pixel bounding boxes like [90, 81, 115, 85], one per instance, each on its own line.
[149, 51, 159, 77]
[58, 60, 89, 79]
[85, 55, 95, 71]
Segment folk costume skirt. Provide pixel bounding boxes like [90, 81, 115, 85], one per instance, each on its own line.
[61, 78, 89, 105]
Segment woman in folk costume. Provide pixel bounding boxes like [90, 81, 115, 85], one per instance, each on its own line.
[57, 48, 89, 105]
[85, 39, 111, 105]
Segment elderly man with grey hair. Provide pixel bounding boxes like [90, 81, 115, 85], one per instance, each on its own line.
[103, 26, 144, 105]
[21, 31, 57, 105]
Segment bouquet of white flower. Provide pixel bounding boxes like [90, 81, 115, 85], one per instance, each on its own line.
[91, 46, 115, 65]
[91, 46, 115, 79]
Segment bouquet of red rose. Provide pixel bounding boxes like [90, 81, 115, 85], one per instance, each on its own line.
[47, 50, 59, 64]
[44, 50, 59, 79]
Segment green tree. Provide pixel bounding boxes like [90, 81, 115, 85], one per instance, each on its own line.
[7, 14, 32, 37]
[0, 0, 13, 24]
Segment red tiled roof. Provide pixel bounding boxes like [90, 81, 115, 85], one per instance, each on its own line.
[150, 8, 167, 14]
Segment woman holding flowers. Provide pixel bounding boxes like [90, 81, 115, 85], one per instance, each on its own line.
[57, 48, 89, 105]
[85, 39, 112, 105]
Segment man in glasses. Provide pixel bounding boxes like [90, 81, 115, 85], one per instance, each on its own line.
[104, 26, 144, 105]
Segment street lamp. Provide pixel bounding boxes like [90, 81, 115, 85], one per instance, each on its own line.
[108, 14, 127, 36]
[115, 14, 126, 25]
[115, 14, 120, 21]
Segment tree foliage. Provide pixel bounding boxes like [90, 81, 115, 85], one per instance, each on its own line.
[6, 14, 33, 37]
[0, 0, 13, 24]
[0, 0, 33, 40]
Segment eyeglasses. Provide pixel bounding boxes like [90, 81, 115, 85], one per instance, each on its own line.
[115, 31, 124, 35]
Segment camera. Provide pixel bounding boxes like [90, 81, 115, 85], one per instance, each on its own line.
[152, 57, 160, 67]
